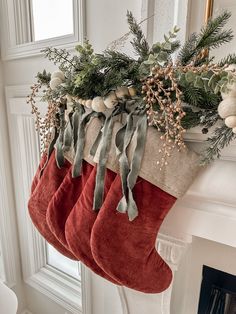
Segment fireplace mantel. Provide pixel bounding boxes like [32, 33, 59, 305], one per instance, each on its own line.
[161, 157, 236, 248]
[118, 137, 236, 314]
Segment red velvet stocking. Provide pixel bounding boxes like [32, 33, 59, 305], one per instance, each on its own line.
[28, 151, 76, 260]
[46, 161, 93, 249]
[65, 167, 120, 284]
[91, 173, 176, 293]
[30, 154, 47, 193]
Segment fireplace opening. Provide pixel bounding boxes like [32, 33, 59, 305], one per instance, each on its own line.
[198, 265, 236, 313]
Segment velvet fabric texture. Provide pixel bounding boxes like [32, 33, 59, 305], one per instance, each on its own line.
[28, 151, 76, 260]
[91, 172, 177, 293]
[65, 167, 120, 284]
[31, 154, 47, 193]
[46, 161, 93, 250]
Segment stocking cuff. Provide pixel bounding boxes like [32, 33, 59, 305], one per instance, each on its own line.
[64, 118, 201, 198]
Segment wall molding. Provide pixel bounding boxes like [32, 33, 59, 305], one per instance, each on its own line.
[141, 0, 191, 45]
[157, 233, 191, 271]
[116, 233, 192, 314]
[5, 85, 86, 314]
[0, 0, 86, 60]
[80, 265, 92, 314]
[0, 80, 19, 287]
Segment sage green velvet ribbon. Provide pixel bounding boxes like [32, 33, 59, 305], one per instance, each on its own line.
[63, 104, 85, 153]
[93, 105, 127, 211]
[72, 111, 106, 178]
[55, 104, 67, 168]
[63, 111, 74, 152]
[116, 110, 148, 221]
[39, 123, 59, 178]
[72, 104, 85, 152]
[115, 112, 135, 207]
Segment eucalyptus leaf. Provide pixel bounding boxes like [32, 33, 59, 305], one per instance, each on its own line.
[143, 54, 156, 65]
[208, 74, 219, 89]
[185, 71, 196, 83]
[174, 25, 180, 32]
[179, 73, 187, 86]
[164, 34, 169, 42]
[214, 84, 221, 94]
[157, 51, 168, 62]
[152, 43, 161, 53]
[194, 76, 204, 88]
[163, 42, 172, 51]
[139, 63, 150, 77]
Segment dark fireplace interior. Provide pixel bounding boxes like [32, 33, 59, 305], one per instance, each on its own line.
[198, 265, 236, 314]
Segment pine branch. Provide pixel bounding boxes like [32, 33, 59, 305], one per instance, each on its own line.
[181, 107, 203, 129]
[36, 70, 51, 85]
[201, 124, 236, 164]
[97, 50, 136, 69]
[96, 50, 140, 92]
[168, 40, 181, 54]
[199, 11, 233, 46]
[182, 84, 204, 107]
[42, 47, 79, 73]
[178, 11, 233, 65]
[178, 33, 198, 65]
[218, 53, 236, 66]
[127, 11, 149, 60]
[199, 110, 220, 129]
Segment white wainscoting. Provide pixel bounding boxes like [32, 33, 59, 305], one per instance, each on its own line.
[5, 85, 92, 314]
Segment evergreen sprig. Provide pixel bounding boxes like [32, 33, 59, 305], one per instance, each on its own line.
[178, 11, 233, 65]
[127, 11, 150, 60]
[201, 124, 236, 164]
[218, 53, 236, 66]
[41, 47, 79, 74]
[35, 10, 236, 164]
[36, 70, 51, 85]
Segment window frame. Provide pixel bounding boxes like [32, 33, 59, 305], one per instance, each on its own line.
[0, 0, 86, 60]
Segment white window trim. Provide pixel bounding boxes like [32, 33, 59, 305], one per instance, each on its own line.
[0, 0, 86, 60]
[5, 85, 92, 314]
[0, 83, 19, 287]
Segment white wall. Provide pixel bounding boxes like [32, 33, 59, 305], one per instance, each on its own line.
[1, 1, 142, 313]
[0, 61, 28, 313]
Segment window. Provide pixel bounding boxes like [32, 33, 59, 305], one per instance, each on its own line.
[31, 0, 74, 41]
[0, 0, 85, 60]
[46, 244, 80, 279]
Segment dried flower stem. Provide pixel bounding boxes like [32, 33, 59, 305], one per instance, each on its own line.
[143, 64, 186, 169]
[27, 83, 59, 152]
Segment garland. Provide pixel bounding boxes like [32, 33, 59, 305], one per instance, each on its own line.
[28, 10, 236, 166]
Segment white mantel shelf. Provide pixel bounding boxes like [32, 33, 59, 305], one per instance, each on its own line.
[185, 126, 236, 162]
[161, 157, 236, 248]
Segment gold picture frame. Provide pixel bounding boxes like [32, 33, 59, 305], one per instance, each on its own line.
[205, 0, 214, 23]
